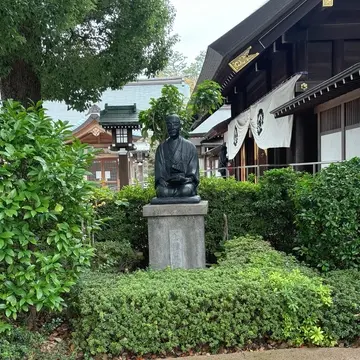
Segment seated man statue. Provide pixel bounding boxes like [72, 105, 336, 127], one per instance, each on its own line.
[153, 114, 200, 202]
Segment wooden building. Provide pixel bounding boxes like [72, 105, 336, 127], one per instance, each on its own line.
[71, 105, 149, 189]
[194, 0, 360, 178]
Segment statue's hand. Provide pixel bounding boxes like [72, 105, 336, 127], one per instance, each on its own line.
[159, 179, 168, 187]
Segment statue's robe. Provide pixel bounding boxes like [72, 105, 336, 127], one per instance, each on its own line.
[155, 136, 199, 198]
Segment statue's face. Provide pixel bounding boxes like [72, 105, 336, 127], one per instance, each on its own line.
[166, 117, 181, 139]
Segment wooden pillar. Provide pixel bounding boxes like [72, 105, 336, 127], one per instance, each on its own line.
[294, 115, 305, 167]
[118, 150, 129, 189]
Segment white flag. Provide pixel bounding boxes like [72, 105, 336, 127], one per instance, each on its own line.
[226, 109, 250, 160]
[250, 74, 301, 150]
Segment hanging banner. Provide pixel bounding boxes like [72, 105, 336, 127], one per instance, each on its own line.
[250, 74, 301, 150]
[226, 109, 250, 160]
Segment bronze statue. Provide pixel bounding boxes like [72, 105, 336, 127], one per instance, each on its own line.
[151, 114, 200, 204]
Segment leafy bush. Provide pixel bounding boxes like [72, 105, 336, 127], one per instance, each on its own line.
[217, 235, 311, 275]
[94, 183, 155, 254]
[254, 168, 305, 253]
[0, 326, 75, 360]
[293, 158, 360, 271]
[198, 177, 259, 260]
[0, 101, 96, 326]
[92, 241, 141, 273]
[321, 270, 360, 343]
[94, 177, 259, 263]
[72, 238, 333, 357]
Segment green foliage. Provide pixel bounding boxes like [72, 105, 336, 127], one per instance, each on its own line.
[0, 326, 75, 360]
[255, 168, 306, 253]
[322, 270, 360, 342]
[217, 235, 308, 273]
[139, 80, 223, 145]
[198, 177, 259, 260]
[94, 183, 155, 255]
[293, 158, 360, 271]
[0, 0, 176, 109]
[156, 51, 188, 78]
[92, 241, 141, 273]
[188, 80, 224, 119]
[139, 85, 191, 145]
[0, 101, 96, 323]
[72, 239, 333, 357]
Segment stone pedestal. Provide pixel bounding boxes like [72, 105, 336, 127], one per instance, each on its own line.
[143, 201, 208, 270]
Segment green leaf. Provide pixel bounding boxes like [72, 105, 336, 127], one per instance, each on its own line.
[55, 203, 64, 213]
[5, 255, 13, 264]
[0, 232, 14, 239]
[36, 288, 43, 300]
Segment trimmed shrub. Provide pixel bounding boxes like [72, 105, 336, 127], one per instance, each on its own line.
[92, 240, 141, 273]
[94, 177, 259, 263]
[94, 184, 155, 255]
[293, 158, 360, 271]
[255, 168, 305, 253]
[72, 237, 333, 357]
[217, 235, 312, 276]
[322, 270, 360, 343]
[198, 177, 259, 259]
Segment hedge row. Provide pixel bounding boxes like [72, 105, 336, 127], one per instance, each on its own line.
[71, 236, 360, 358]
[94, 159, 360, 271]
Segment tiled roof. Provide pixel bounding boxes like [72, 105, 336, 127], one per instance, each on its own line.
[41, 77, 190, 128]
[100, 104, 139, 127]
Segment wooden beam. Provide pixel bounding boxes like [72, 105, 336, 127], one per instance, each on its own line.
[258, 0, 320, 48]
[299, 2, 332, 28]
[309, 24, 360, 41]
[287, 24, 360, 41]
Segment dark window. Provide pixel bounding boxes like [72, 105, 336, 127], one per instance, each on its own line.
[345, 98, 360, 127]
[116, 128, 127, 143]
[103, 160, 118, 181]
[88, 160, 101, 181]
[320, 106, 341, 133]
[308, 41, 333, 80]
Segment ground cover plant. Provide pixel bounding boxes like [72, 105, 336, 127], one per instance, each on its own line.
[71, 236, 336, 358]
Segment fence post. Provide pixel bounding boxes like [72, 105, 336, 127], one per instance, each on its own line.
[312, 163, 316, 175]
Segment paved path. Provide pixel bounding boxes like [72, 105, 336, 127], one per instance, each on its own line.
[178, 348, 360, 360]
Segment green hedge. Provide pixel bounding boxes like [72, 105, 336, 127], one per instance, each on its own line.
[198, 177, 258, 259]
[72, 236, 335, 357]
[255, 168, 305, 253]
[293, 158, 360, 271]
[92, 240, 141, 273]
[322, 270, 360, 343]
[94, 184, 155, 256]
[94, 177, 259, 262]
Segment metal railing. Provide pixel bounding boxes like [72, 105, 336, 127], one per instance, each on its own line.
[202, 160, 343, 181]
[130, 160, 344, 187]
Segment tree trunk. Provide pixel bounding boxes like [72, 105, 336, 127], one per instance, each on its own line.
[0, 59, 41, 107]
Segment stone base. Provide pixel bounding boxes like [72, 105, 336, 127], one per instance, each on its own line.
[150, 195, 201, 205]
[143, 201, 208, 270]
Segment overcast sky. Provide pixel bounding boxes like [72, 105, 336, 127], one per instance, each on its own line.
[171, 0, 268, 62]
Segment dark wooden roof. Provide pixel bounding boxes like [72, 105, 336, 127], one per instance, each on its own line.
[272, 63, 360, 117]
[197, 0, 320, 86]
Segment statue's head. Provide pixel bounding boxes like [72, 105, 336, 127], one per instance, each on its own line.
[166, 114, 181, 140]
